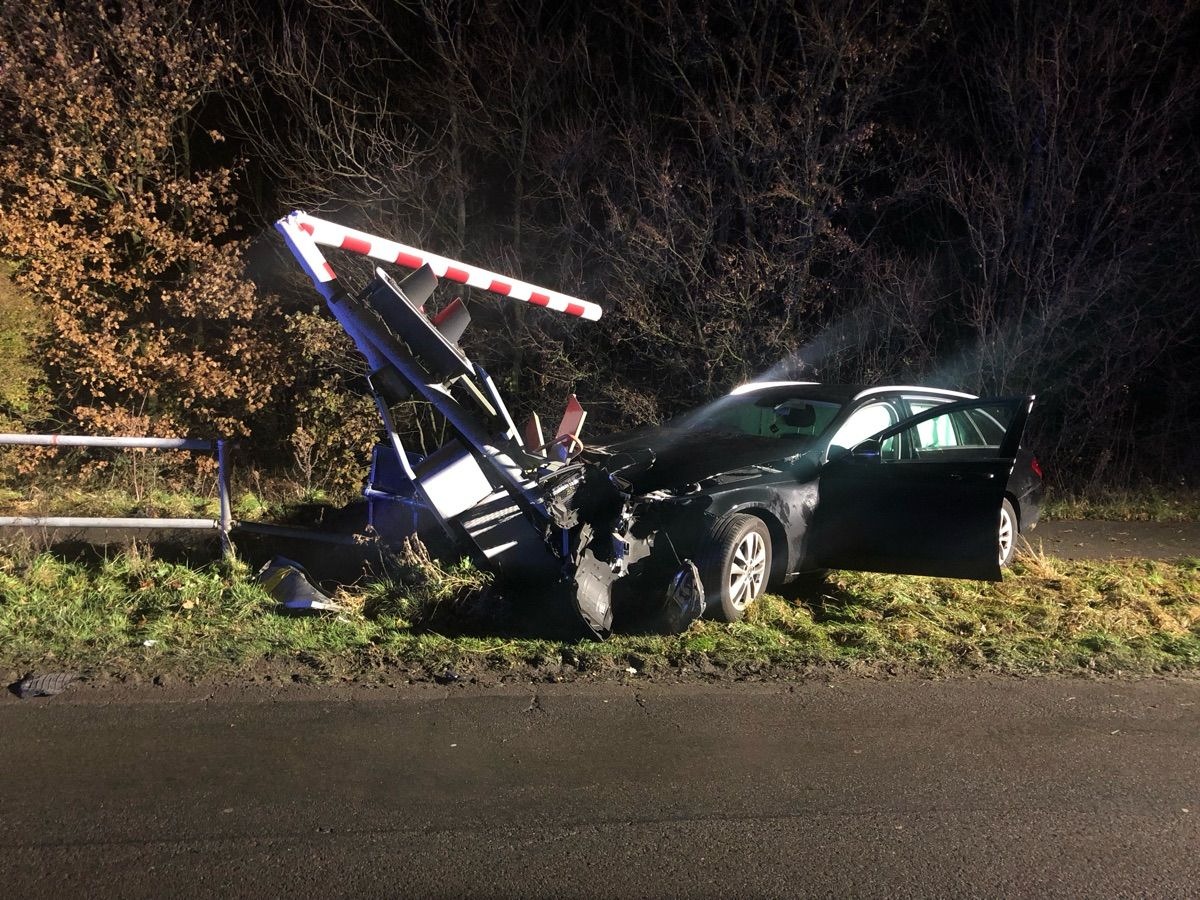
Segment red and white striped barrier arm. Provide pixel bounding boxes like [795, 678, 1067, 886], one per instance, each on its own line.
[275, 214, 339, 303]
[278, 211, 603, 321]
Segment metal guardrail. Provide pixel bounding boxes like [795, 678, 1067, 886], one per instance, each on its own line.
[0, 434, 217, 450]
[0, 433, 233, 554]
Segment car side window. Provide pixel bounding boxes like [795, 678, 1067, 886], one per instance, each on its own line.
[963, 408, 1006, 445]
[828, 402, 899, 459]
[907, 399, 955, 448]
[919, 411, 959, 448]
[895, 401, 1016, 461]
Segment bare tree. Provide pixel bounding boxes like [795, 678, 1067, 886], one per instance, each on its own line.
[917, 0, 1200, 484]
[532, 0, 945, 422]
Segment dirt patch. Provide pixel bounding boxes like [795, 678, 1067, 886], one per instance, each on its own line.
[3, 649, 891, 704]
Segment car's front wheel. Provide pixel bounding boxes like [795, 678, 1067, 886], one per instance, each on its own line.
[999, 498, 1018, 567]
[699, 513, 773, 622]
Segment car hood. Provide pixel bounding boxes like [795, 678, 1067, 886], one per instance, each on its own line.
[584, 426, 814, 492]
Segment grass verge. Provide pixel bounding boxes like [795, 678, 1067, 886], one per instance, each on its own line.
[0, 466, 351, 525]
[2, 545, 1198, 682]
[1042, 486, 1200, 522]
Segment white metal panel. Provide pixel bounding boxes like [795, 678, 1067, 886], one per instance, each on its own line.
[416, 442, 494, 520]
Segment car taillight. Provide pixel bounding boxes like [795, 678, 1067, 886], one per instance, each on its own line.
[1030, 456, 1043, 478]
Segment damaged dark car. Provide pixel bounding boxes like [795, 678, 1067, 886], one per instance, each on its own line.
[563, 382, 1041, 634]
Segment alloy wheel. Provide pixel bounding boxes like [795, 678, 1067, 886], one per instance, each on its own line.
[729, 530, 768, 609]
[999, 504, 1015, 566]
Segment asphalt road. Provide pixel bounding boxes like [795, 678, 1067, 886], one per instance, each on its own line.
[1030, 520, 1200, 560]
[3, 677, 1198, 898]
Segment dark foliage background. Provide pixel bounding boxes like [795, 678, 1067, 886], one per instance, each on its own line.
[1, 0, 1197, 492]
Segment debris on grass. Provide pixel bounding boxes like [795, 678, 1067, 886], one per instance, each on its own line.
[257, 556, 347, 613]
[0, 544, 1197, 680]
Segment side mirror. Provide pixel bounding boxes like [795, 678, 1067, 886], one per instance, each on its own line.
[850, 438, 882, 462]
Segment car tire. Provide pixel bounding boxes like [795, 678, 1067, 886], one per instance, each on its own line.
[698, 513, 773, 622]
[999, 498, 1018, 568]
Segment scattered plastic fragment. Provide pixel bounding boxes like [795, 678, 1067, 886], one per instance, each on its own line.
[257, 556, 347, 612]
[664, 559, 705, 631]
[10, 672, 78, 698]
[143, 639, 159, 647]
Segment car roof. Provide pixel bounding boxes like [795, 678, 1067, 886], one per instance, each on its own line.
[728, 380, 978, 403]
[851, 384, 977, 402]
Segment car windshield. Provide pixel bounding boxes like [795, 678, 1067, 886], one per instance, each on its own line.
[668, 389, 844, 442]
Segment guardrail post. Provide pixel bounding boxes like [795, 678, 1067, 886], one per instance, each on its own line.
[217, 439, 233, 557]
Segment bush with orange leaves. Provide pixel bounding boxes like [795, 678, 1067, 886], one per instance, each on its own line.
[0, 1, 287, 441]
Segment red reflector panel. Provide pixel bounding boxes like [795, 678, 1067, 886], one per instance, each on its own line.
[1030, 456, 1043, 478]
[431, 297, 462, 327]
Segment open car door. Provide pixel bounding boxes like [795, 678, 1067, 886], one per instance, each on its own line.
[811, 396, 1034, 581]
